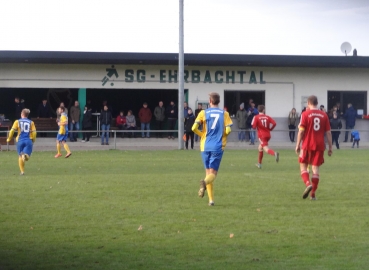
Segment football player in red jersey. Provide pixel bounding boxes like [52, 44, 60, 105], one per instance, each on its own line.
[252, 105, 279, 169]
[296, 95, 332, 200]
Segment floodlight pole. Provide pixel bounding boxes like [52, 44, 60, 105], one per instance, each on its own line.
[178, 0, 184, 149]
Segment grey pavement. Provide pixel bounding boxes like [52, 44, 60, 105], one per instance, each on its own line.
[1, 136, 368, 152]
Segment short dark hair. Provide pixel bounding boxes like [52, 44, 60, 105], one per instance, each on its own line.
[308, 95, 318, 106]
[209, 92, 220, 105]
[257, 105, 265, 113]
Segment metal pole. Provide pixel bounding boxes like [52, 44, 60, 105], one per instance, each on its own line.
[113, 130, 116, 150]
[178, 0, 184, 149]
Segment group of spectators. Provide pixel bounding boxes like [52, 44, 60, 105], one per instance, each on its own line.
[235, 99, 259, 145]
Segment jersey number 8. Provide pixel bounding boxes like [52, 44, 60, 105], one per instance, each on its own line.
[313, 117, 320, 131]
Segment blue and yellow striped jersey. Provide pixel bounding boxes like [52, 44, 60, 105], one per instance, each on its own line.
[9, 118, 36, 142]
[58, 113, 68, 135]
[195, 108, 233, 151]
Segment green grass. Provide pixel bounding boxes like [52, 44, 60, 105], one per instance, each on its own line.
[0, 149, 368, 269]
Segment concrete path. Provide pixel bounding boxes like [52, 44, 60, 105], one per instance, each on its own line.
[2, 137, 368, 152]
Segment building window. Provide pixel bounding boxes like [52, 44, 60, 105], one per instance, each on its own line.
[328, 91, 367, 115]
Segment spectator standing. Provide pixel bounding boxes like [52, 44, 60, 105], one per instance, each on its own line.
[100, 105, 112, 145]
[328, 105, 338, 119]
[69, 101, 81, 142]
[139, 102, 152, 138]
[194, 104, 203, 142]
[246, 102, 259, 145]
[154, 101, 166, 138]
[15, 97, 25, 119]
[330, 113, 342, 149]
[37, 99, 52, 119]
[343, 103, 359, 142]
[81, 106, 92, 143]
[37, 99, 52, 137]
[184, 102, 191, 118]
[288, 108, 299, 142]
[116, 111, 127, 138]
[336, 102, 342, 116]
[56, 102, 68, 121]
[184, 109, 195, 149]
[166, 101, 178, 139]
[236, 103, 247, 142]
[126, 110, 136, 138]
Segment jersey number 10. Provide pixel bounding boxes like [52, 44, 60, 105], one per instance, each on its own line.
[20, 122, 30, 133]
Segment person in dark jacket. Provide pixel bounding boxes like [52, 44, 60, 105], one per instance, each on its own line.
[82, 106, 92, 142]
[166, 101, 178, 139]
[37, 99, 52, 137]
[184, 109, 195, 149]
[330, 113, 342, 149]
[246, 102, 259, 145]
[15, 97, 25, 119]
[138, 102, 152, 138]
[343, 103, 359, 142]
[154, 101, 166, 138]
[100, 105, 112, 145]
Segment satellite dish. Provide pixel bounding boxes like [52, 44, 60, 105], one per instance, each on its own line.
[341, 42, 352, 56]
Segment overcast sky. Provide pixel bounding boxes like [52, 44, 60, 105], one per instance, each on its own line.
[1, 0, 368, 56]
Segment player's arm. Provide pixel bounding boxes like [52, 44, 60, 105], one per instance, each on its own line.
[192, 111, 204, 137]
[325, 118, 333, 156]
[30, 121, 37, 143]
[6, 120, 19, 142]
[269, 118, 277, 131]
[251, 116, 256, 129]
[224, 111, 233, 135]
[295, 126, 305, 155]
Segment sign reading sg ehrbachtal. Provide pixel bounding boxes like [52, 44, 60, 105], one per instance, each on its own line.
[107, 69, 266, 84]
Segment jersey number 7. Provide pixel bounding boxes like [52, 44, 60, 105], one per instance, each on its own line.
[210, 114, 220, 129]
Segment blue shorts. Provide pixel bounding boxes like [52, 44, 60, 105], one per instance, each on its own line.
[17, 139, 33, 156]
[57, 133, 68, 142]
[201, 151, 224, 171]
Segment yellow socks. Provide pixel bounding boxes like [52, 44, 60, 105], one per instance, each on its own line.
[18, 157, 25, 174]
[204, 173, 216, 185]
[57, 143, 61, 154]
[206, 183, 214, 202]
[63, 143, 71, 153]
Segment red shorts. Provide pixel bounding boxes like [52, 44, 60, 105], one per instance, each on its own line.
[259, 137, 270, 147]
[299, 149, 324, 166]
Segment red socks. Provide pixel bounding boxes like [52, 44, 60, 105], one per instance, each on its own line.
[311, 174, 319, 197]
[301, 170, 310, 187]
[258, 151, 263, 164]
[267, 149, 275, 156]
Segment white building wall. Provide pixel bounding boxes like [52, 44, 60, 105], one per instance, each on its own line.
[1, 63, 368, 116]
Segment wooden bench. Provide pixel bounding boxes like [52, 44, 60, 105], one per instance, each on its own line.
[32, 118, 59, 137]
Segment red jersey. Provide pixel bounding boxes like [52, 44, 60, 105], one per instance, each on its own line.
[299, 108, 330, 151]
[252, 114, 276, 138]
[116, 115, 126, 126]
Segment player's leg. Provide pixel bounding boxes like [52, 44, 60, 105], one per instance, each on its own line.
[299, 150, 312, 199]
[204, 152, 223, 205]
[62, 140, 72, 158]
[310, 165, 320, 200]
[22, 140, 33, 162]
[256, 142, 263, 168]
[198, 152, 210, 198]
[262, 140, 279, 162]
[55, 140, 62, 158]
[17, 141, 25, 175]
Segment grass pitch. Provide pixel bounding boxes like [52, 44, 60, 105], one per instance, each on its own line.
[0, 149, 368, 269]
